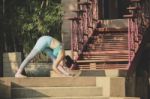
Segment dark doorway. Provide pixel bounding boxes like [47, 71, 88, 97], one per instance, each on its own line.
[98, 0, 129, 19]
[118, 0, 129, 18]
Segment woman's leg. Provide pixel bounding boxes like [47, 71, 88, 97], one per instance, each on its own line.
[15, 49, 40, 77]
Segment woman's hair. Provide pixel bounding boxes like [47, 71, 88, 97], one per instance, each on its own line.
[65, 55, 79, 70]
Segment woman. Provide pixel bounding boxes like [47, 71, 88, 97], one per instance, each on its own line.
[15, 35, 72, 77]
[65, 55, 79, 70]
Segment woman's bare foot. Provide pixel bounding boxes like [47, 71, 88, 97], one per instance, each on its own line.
[15, 73, 27, 78]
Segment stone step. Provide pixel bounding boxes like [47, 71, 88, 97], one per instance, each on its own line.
[0, 77, 126, 98]
[82, 50, 129, 55]
[12, 96, 140, 99]
[50, 70, 127, 77]
[79, 64, 128, 70]
[77, 59, 128, 63]
[82, 54, 129, 58]
[80, 55, 128, 60]
[126, 6, 141, 10]
[95, 27, 127, 33]
[80, 51, 128, 60]
[81, 57, 128, 60]
[98, 19, 128, 28]
[12, 87, 102, 98]
[123, 14, 135, 18]
[11, 77, 96, 87]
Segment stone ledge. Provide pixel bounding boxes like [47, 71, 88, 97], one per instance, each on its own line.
[96, 77, 125, 97]
[50, 70, 127, 77]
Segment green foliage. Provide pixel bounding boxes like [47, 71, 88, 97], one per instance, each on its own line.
[17, 0, 62, 53]
[1, 0, 62, 53]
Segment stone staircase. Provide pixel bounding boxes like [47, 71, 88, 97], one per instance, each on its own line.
[77, 19, 130, 70]
[0, 77, 139, 99]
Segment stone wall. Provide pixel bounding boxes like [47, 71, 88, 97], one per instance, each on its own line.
[25, 63, 50, 77]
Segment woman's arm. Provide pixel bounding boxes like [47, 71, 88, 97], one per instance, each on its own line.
[52, 49, 70, 76]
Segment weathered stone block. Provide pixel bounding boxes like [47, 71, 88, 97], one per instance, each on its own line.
[0, 78, 11, 99]
[96, 77, 125, 97]
[25, 63, 51, 77]
[3, 52, 21, 62]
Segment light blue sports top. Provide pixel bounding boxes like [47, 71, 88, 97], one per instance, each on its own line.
[33, 36, 62, 58]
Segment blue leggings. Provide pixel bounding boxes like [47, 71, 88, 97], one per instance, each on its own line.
[34, 36, 62, 57]
[19, 36, 62, 70]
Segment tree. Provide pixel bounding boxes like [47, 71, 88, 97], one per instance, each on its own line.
[0, 0, 62, 53]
